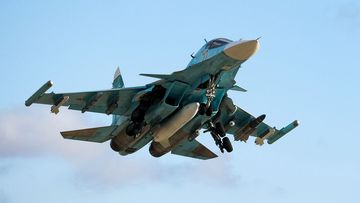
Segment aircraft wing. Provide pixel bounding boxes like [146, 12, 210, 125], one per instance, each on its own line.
[219, 97, 299, 145]
[171, 139, 218, 160]
[25, 81, 146, 115]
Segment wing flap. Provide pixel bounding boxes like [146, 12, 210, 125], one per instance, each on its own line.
[60, 125, 118, 143]
[171, 139, 217, 160]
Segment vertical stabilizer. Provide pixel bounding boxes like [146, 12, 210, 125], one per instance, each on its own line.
[112, 67, 124, 88]
[112, 67, 125, 125]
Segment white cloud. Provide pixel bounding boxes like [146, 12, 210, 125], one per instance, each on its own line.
[0, 106, 239, 188]
[0, 106, 104, 159]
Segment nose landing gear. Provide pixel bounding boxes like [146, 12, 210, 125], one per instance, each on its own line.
[198, 74, 219, 116]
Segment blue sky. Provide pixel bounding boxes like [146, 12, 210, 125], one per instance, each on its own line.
[0, 0, 359, 202]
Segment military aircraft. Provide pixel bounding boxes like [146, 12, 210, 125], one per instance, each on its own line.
[25, 38, 299, 160]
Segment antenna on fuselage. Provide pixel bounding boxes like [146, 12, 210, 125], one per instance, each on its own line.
[190, 52, 195, 59]
[204, 38, 208, 43]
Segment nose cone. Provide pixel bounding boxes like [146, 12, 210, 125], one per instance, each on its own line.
[224, 40, 259, 61]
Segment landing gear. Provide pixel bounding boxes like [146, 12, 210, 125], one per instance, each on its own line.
[131, 108, 145, 123]
[198, 74, 219, 116]
[210, 131, 232, 153]
[222, 137, 233, 152]
[127, 105, 146, 136]
[126, 122, 142, 136]
[205, 74, 218, 110]
[210, 130, 224, 153]
[206, 121, 233, 153]
[215, 122, 226, 137]
[126, 85, 166, 137]
[127, 103, 147, 136]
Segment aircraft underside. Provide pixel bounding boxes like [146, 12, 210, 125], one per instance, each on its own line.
[25, 37, 299, 160]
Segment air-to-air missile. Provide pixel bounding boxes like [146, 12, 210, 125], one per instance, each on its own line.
[25, 80, 53, 107]
[234, 114, 266, 142]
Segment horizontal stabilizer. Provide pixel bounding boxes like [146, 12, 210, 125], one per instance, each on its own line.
[171, 139, 217, 160]
[61, 125, 118, 143]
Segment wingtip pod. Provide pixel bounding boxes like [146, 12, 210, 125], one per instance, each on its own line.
[25, 80, 53, 107]
[267, 120, 299, 144]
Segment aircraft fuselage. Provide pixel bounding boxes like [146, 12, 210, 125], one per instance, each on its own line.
[110, 38, 260, 157]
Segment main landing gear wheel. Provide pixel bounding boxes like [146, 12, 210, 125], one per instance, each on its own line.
[222, 137, 233, 152]
[127, 85, 166, 137]
[215, 122, 226, 137]
[206, 121, 233, 153]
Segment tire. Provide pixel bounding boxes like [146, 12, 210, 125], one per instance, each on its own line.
[222, 137, 233, 152]
[215, 122, 226, 137]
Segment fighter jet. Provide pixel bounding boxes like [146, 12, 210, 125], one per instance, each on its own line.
[25, 38, 299, 160]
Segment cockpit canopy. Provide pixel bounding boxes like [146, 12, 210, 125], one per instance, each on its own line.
[207, 38, 233, 49]
[187, 38, 234, 67]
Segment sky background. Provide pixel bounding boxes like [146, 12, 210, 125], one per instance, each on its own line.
[0, 0, 359, 202]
